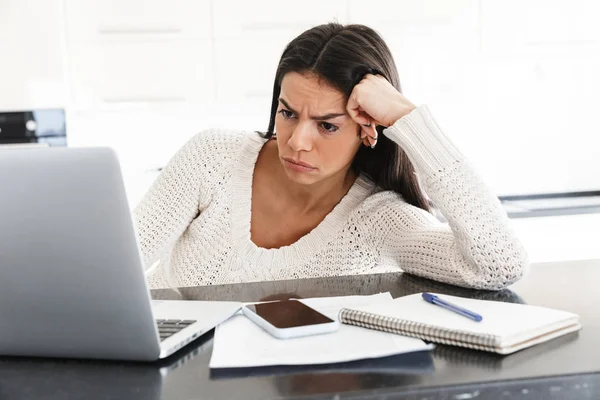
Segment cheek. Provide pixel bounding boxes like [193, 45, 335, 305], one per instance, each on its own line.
[320, 134, 361, 169]
[274, 115, 291, 140]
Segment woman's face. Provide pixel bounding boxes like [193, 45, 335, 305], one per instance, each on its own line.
[274, 72, 362, 185]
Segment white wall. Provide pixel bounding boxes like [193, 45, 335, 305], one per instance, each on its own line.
[0, 0, 67, 110]
[2, 0, 600, 204]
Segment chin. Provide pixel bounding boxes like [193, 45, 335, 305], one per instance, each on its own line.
[283, 168, 322, 185]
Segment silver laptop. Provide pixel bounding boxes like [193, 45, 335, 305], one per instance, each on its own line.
[0, 147, 241, 361]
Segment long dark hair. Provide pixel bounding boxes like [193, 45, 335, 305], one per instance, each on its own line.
[262, 22, 430, 212]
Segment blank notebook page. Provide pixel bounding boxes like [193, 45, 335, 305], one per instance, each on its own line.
[349, 293, 580, 348]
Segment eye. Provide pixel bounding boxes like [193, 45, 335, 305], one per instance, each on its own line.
[278, 109, 294, 119]
[319, 122, 339, 134]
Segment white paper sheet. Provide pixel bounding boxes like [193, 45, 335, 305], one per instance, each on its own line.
[209, 292, 433, 369]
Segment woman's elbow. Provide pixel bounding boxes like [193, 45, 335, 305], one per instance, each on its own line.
[471, 247, 530, 290]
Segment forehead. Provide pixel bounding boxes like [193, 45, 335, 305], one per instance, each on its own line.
[280, 72, 346, 107]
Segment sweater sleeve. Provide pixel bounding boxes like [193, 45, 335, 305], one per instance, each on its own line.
[133, 133, 208, 270]
[379, 105, 529, 290]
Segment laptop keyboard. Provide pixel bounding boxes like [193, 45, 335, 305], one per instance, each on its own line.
[156, 319, 197, 341]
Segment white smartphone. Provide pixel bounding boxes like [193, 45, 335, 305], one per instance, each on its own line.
[241, 299, 339, 339]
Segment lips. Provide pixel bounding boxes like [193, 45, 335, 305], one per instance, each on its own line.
[283, 157, 315, 169]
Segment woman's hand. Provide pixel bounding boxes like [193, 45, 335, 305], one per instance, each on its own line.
[346, 74, 416, 147]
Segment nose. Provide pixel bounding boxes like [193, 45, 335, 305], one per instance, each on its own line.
[287, 122, 314, 153]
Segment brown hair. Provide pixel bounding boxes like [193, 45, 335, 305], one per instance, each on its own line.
[262, 22, 430, 211]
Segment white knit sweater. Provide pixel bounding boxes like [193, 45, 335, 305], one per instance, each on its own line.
[134, 105, 528, 290]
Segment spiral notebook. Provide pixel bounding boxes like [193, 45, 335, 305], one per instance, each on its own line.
[339, 293, 581, 355]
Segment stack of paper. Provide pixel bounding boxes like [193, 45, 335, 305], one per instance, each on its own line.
[209, 293, 433, 369]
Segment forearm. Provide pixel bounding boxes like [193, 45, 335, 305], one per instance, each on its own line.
[383, 106, 529, 289]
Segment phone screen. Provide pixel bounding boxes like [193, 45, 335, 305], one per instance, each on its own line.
[245, 300, 334, 329]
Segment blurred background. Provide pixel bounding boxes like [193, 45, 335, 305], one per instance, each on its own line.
[1, 0, 599, 262]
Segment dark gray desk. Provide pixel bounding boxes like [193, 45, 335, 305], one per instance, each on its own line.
[1, 260, 599, 399]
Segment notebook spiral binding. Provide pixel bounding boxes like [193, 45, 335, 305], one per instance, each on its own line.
[339, 308, 501, 352]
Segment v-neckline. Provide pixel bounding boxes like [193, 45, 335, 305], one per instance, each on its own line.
[229, 133, 375, 266]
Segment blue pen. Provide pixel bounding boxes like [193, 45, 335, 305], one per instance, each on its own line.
[422, 293, 483, 322]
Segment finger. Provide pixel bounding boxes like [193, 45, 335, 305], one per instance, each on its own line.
[346, 90, 371, 126]
[367, 130, 378, 148]
[346, 92, 360, 119]
[362, 135, 371, 147]
[369, 122, 378, 142]
[361, 130, 376, 148]
[360, 118, 378, 148]
[361, 124, 371, 147]
[359, 116, 371, 138]
[360, 125, 369, 145]
[352, 110, 372, 127]
[364, 116, 387, 128]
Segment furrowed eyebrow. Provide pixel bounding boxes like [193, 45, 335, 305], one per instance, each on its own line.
[279, 98, 347, 120]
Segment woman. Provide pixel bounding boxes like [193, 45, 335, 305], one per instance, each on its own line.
[134, 23, 528, 290]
